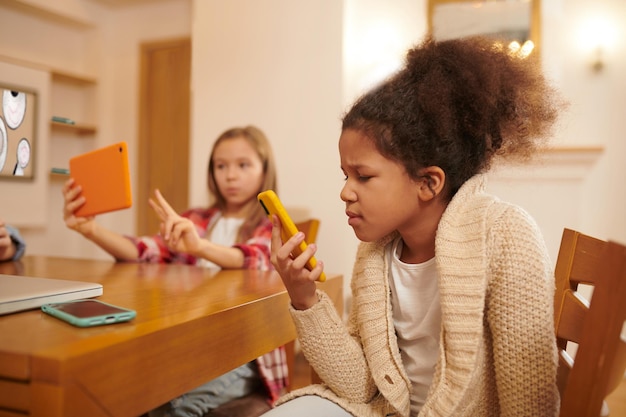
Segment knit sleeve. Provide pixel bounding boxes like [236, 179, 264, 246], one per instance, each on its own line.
[486, 205, 559, 417]
[290, 290, 378, 403]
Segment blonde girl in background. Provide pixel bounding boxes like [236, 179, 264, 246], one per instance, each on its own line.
[63, 125, 288, 417]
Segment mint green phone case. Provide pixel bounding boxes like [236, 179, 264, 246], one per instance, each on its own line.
[42, 299, 136, 327]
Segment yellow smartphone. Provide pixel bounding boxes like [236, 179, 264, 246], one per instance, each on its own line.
[258, 190, 326, 282]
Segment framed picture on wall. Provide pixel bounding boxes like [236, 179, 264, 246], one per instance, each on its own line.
[0, 84, 36, 180]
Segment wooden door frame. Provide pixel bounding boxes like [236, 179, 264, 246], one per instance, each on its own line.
[137, 37, 191, 236]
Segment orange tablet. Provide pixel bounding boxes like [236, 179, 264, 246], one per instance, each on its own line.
[69, 142, 132, 217]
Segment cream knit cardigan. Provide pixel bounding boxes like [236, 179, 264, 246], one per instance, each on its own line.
[278, 175, 559, 417]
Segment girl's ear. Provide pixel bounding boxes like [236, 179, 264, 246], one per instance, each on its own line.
[418, 166, 445, 201]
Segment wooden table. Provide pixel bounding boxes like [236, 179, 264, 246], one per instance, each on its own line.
[0, 256, 343, 417]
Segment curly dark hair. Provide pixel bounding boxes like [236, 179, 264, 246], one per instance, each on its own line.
[342, 36, 564, 200]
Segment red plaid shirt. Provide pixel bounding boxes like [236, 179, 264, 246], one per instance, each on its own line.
[125, 207, 289, 402]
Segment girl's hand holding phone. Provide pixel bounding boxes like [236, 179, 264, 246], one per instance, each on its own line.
[269, 214, 323, 310]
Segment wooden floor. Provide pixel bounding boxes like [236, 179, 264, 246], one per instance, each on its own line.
[292, 352, 626, 415]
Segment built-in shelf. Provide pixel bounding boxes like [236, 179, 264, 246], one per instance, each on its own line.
[0, 54, 97, 84]
[49, 172, 70, 180]
[51, 69, 97, 85]
[0, 0, 96, 28]
[50, 120, 97, 136]
[0, 54, 99, 139]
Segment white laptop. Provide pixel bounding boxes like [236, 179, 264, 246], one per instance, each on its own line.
[0, 274, 103, 315]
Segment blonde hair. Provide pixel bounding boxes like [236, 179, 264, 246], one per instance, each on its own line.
[207, 125, 278, 242]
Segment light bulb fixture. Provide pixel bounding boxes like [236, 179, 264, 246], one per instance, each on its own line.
[518, 40, 535, 58]
[506, 40, 534, 59]
[577, 15, 617, 73]
[591, 46, 604, 72]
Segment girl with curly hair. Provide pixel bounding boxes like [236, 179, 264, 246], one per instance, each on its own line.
[264, 36, 564, 417]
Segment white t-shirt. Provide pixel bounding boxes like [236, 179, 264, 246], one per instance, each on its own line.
[196, 216, 244, 269]
[387, 237, 441, 416]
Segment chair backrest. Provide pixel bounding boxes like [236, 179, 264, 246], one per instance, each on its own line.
[554, 228, 626, 417]
[295, 218, 320, 245]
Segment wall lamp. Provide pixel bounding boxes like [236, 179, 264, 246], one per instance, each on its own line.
[578, 16, 617, 73]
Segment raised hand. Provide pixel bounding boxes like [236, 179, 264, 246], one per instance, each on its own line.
[149, 189, 204, 256]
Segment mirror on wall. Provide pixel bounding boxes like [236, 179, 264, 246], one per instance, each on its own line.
[427, 0, 541, 58]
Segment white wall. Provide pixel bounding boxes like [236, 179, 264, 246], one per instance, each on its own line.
[559, 0, 626, 245]
[487, 0, 626, 262]
[0, 0, 624, 291]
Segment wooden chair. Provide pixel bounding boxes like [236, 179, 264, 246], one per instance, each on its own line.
[554, 228, 626, 417]
[296, 218, 320, 246]
[206, 218, 321, 417]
